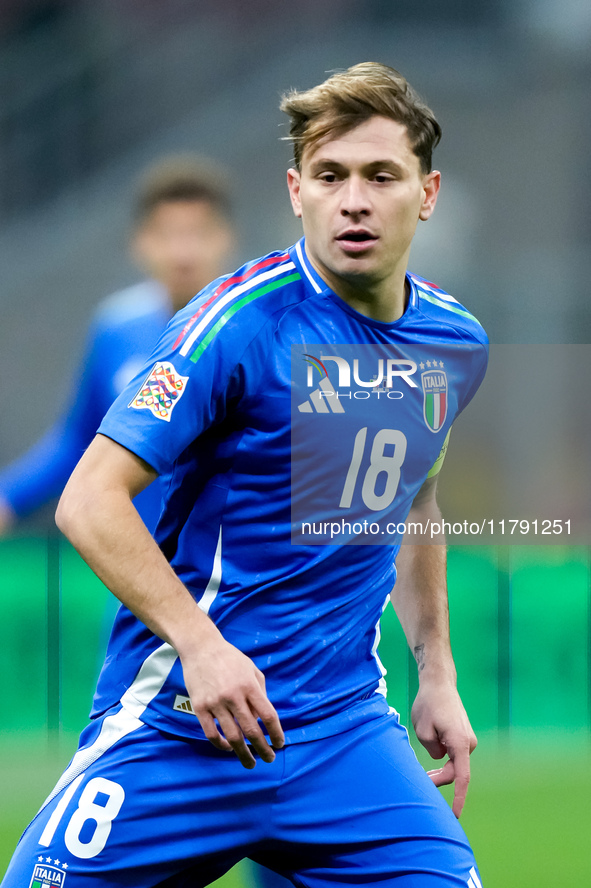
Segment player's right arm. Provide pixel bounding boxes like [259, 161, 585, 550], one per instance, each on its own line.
[56, 432, 284, 768]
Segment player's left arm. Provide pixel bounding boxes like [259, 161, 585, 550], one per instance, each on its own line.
[390, 474, 477, 818]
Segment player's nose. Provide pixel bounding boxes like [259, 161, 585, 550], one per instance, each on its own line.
[340, 176, 371, 216]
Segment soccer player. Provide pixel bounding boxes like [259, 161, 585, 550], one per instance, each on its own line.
[2, 63, 487, 888]
[0, 155, 234, 534]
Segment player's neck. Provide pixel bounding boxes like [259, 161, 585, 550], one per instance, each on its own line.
[317, 264, 409, 323]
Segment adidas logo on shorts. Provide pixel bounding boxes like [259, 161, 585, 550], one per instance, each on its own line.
[173, 695, 195, 714]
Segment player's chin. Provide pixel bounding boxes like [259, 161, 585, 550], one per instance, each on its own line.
[336, 261, 382, 287]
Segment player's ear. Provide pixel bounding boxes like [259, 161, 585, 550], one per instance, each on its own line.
[419, 170, 441, 222]
[287, 168, 302, 218]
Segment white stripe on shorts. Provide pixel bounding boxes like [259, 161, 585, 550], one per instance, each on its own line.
[38, 706, 144, 812]
[38, 642, 178, 813]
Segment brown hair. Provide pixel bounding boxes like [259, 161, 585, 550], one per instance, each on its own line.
[280, 62, 441, 174]
[133, 155, 233, 225]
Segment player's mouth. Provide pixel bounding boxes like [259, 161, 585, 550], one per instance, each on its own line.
[335, 229, 378, 254]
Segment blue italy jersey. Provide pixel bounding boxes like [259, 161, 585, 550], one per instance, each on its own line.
[95, 239, 488, 743]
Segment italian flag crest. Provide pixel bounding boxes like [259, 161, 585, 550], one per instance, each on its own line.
[422, 369, 448, 433]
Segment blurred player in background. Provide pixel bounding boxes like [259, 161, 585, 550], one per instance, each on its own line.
[0, 155, 234, 534]
[2, 63, 487, 888]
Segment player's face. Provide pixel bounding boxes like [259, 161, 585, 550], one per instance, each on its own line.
[132, 200, 233, 310]
[287, 116, 440, 308]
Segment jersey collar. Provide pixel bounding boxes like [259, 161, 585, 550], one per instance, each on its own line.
[290, 236, 418, 319]
[289, 238, 330, 296]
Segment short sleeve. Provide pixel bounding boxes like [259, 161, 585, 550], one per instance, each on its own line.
[97, 289, 257, 475]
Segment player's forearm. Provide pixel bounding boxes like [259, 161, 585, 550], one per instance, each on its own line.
[56, 445, 283, 767]
[56, 472, 222, 658]
[391, 531, 456, 687]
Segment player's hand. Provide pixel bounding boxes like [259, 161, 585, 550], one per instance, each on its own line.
[181, 636, 285, 770]
[411, 680, 477, 818]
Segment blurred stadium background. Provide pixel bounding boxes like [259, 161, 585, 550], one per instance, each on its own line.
[0, 1, 590, 886]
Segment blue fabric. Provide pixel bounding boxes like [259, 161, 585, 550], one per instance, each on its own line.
[2, 711, 481, 887]
[92, 239, 488, 742]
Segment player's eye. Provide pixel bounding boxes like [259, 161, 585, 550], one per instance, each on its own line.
[372, 173, 395, 184]
[319, 172, 339, 183]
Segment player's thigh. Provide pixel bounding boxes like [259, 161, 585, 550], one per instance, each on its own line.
[296, 871, 483, 888]
[278, 715, 480, 886]
[283, 847, 483, 888]
[1, 711, 272, 888]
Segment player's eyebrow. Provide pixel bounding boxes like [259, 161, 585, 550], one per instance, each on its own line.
[363, 159, 408, 176]
[308, 158, 409, 176]
[308, 159, 349, 175]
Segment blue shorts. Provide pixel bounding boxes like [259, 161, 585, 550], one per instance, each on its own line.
[2, 708, 482, 888]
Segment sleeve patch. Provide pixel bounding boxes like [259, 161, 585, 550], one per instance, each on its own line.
[128, 361, 189, 422]
[426, 428, 451, 478]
